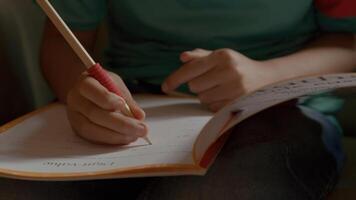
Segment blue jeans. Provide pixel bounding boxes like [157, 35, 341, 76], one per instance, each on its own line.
[0, 103, 342, 200]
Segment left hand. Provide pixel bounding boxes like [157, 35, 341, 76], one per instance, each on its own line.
[162, 48, 278, 112]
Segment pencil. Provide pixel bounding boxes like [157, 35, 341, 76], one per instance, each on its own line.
[36, 0, 152, 145]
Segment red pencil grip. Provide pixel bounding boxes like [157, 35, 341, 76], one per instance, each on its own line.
[87, 63, 123, 96]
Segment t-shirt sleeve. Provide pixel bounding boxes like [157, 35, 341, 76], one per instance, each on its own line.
[314, 0, 356, 33]
[50, 0, 107, 30]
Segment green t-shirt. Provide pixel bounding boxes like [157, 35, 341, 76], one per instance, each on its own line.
[50, 0, 356, 116]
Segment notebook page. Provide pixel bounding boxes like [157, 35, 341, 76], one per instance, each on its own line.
[0, 95, 212, 175]
[194, 73, 356, 163]
[223, 73, 356, 130]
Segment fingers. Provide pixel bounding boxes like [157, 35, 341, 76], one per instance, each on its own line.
[162, 56, 216, 92]
[126, 99, 146, 120]
[188, 68, 226, 93]
[163, 48, 238, 93]
[66, 72, 149, 145]
[77, 76, 123, 111]
[166, 48, 249, 112]
[76, 73, 146, 119]
[163, 48, 212, 92]
[68, 89, 147, 137]
[197, 83, 239, 104]
[67, 110, 139, 145]
[110, 73, 146, 120]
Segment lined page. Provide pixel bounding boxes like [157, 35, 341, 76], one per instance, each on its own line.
[0, 95, 212, 175]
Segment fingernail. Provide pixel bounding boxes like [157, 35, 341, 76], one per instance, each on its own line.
[180, 52, 191, 62]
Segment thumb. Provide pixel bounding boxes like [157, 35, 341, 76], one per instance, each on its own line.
[180, 48, 212, 63]
[126, 98, 146, 120]
[110, 72, 146, 120]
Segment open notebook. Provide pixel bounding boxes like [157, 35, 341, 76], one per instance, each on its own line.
[1, 73, 356, 181]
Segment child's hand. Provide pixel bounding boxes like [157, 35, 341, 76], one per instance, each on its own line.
[66, 72, 147, 145]
[162, 48, 277, 112]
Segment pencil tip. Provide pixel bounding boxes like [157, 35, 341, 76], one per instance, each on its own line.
[144, 137, 152, 145]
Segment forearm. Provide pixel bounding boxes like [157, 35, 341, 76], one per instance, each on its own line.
[40, 20, 97, 102]
[265, 33, 356, 82]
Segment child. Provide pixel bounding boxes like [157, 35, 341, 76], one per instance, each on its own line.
[37, 0, 356, 199]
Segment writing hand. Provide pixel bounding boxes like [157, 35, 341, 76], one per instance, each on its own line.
[67, 72, 147, 145]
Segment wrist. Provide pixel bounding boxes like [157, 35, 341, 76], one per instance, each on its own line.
[262, 58, 301, 83]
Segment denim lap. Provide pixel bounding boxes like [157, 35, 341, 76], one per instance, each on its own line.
[140, 104, 340, 200]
